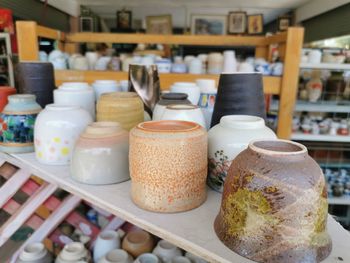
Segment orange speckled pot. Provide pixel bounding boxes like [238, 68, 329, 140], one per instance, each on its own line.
[129, 120, 208, 213]
[214, 139, 332, 263]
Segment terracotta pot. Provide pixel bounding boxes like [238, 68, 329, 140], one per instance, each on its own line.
[129, 120, 207, 213]
[0, 86, 16, 112]
[214, 139, 332, 263]
[121, 230, 154, 258]
[97, 92, 144, 131]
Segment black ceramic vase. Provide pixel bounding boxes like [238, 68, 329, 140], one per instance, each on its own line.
[15, 62, 55, 108]
[210, 73, 266, 128]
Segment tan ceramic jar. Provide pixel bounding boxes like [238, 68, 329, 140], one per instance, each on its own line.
[121, 230, 154, 258]
[96, 92, 144, 131]
[129, 120, 208, 213]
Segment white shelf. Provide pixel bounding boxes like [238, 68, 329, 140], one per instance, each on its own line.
[300, 62, 350, 71]
[328, 196, 350, 205]
[270, 100, 350, 113]
[5, 152, 350, 263]
[291, 133, 350, 142]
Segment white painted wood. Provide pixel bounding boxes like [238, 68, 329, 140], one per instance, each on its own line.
[6, 152, 350, 263]
[300, 62, 350, 70]
[292, 133, 350, 142]
[270, 99, 350, 113]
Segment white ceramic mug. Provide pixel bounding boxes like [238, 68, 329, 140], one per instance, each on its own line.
[170, 82, 200, 105]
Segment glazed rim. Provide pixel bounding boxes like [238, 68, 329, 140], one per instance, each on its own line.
[93, 80, 118, 85]
[171, 82, 197, 87]
[221, 72, 261, 75]
[99, 230, 119, 240]
[8, 94, 35, 101]
[106, 249, 128, 261]
[46, 104, 80, 111]
[249, 139, 307, 156]
[166, 104, 199, 110]
[59, 82, 91, 91]
[220, 115, 265, 129]
[64, 242, 84, 253]
[20, 243, 45, 260]
[137, 120, 200, 132]
[159, 240, 176, 250]
[85, 122, 122, 135]
[101, 91, 137, 98]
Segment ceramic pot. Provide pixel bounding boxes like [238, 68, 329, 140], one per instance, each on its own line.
[196, 79, 217, 130]
[95, 56, 112, 71]
[0, 86, 16, 112]
[171, 257, 191, 263]
[129, 120, 207, 212]
[308, 49, 322, 63]
[171, 62, 187, 74]
[156, 59, 172, 73]
[122, 230, 154, 258]
[92, 80, 120, 101]
[170, 82, 200, 105]
[97, 92, 144, 131]
[72, 56, 89, 70]
[223, 51, 237, 73]
[238, 62, 254, 72]
[55, 242, 91, 263]
[184, 252, 207, 263]
[17, 242, 52, 263]
[134, 253, 160, 263]
[207, 53, 223, 74]
[85, 52, 99, 70]
[34, 104, 92, 165]
[93, 231, 121, 262]
[71, 122, 129, 184]
[120, 80, 129, 92]
[188, 58, 202, 74]
[214, 139, 332, 262]
[325, 71, 345, 101]
[210, 73, 266, 128]
[208, 115, 276, 192]
[161, 105, 206, 128]
[108, 57, 121, 71]
[0, 95, 41, 153]
[152, 240, 182, 263]
[98, 249, 133, 263]
[153, 93, 191, 121]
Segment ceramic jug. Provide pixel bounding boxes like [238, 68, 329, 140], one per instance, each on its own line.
[93, 231, 121, 262]
[152, 240, 182, 263]
[17, 242, 52, 263]
[161, 105, 206, 128]
[98, 249, 133, 263]
[122, 230, 154, 258]
[55, 242, 91, 263]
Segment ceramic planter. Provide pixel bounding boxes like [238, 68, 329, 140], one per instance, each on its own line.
[0, 86, 16, 112]
[71, 122, 129, 184]
[97, 92, 144, 131]
[121, 230, 154, 258]
[54, 82, 95, 119]
[129, 120, 207, 213]
[97, 249, 133, 263]
[170, 82, 200, 105]
[214, 139, 332, 262]
[17, 242, 52, 263]
[55, 242, 91, 263]
[210, 73, 266, 128]
[152, 240, 182, 263]
[161, 105, 206, 128]
[0, 94, 42, 153]
[34, 104, 93, 165]
[208, 115, 276, 192]
[92, 80, 120, 101]
[152, 93, 191, 121]
[93, 231, 121, 262]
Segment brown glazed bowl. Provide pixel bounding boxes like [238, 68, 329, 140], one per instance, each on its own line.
[214, 139, 332, 263]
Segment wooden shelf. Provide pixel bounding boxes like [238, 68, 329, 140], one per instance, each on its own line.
[6, 152, 350, 263]
[270, 100, 350, 113]
[292, 133, 350, 142]
[300, 62, 350, 71]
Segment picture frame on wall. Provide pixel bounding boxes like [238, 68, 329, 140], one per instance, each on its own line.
[146, 15, 173, 34]
[247, 14, 263, 34]
[117, 10, 132, 29]
[80, 17, 93, 32]
[278, 16, 292, 31]
[190, 14, 227, 35]
[227, 11, 247, 34]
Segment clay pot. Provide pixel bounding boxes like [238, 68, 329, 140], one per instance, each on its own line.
[214, 139, 332, 263]
[121, 230, 154, 258]
[129, 120, 207, 213]
[97, 92, 144, 131]
[0, 86, 16, 112]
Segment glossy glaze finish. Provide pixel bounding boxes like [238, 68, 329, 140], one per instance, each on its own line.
[161, 105, 206, 128]
[34, 104, 93, 165]
[0, 86, 16, 112]
[208, 115, 276, 192]
[17, 242, 52, 263]
[152, 240, 182, 263]
[153, 93, 191, 121]
[129, 120, 207, 213]
[98, 249, 133, 263]
[93, 231, 121, 262]
[121, 230, 154, 258]
[214, 140, 332, 263]
[55, 242, 91, 263]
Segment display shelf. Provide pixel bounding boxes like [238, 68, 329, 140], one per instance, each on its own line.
[319, 162, 350, 169]
[270, 100, 350, 113]
[328, 196, 350, 206]
[4, 152, 350, 263]
[292, 133, 350, 142]
[300, 62, 350, 71]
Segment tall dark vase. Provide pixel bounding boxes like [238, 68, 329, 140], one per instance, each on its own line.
[15, 62, 55, 108]
[210, 73, 266, 128]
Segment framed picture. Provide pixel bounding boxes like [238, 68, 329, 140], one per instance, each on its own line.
[228, 12, 247, 34]
[278, 16, 291, 31]
[190, 15, 227, 35]
[117, 10, 132, 29]
[146, 15, 173, 34]
[80, 17, 93, 32]
[247, 14, 263, 34]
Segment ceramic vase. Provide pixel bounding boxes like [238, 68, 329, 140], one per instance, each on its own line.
[34, 104, 93, 165]
[153, 93, 191, 121]
[0, 86, 16, 112]
[170, 82, 200, 105]
[55, 242, 91, 263]
[54, 82, 95, 120]
[17, 242, 52, 263]
[222, 51, 237, 73]
[71, 122, 129, 184]
[92, 80, 120, 101]
[196, 79, 217, 130]
[171, 257, 191, 263]
[121, 230, 154, 258]
[208, 115, 276, 192]
[98, 249, 133, 263]
[134, 253, 160, 263]
[210, 73, 266, 128]
[93, 231, 121, 262]
[129, 120, 207, 212]
[152, 240, 182, 263]
[0, 94, 42, 153]
[161, 105, 206, 128]
[214, 139, 332, 262]
[96, 92, 144, 131]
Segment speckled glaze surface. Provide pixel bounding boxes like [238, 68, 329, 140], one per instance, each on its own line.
[214, 139, 332, 263]
[129, 120, 208, 213]
[97, 92, 144, 131]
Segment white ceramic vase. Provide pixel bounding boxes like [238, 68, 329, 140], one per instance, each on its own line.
[92, 80, 120, 100]
[85, 52, 99, 70]
[222, 50, 237, 73]
[188, 58, 202, 74]
[17, 242, 52, 263]
[134, 253, 160, 263]
[93, 231, 121, 262]
[98, 249, 133, 263]
[152, 240, 182, 263]
[55, 242, 91, 263]
[34, 104, 93, 165]
[54, 82, 95, 119]
[161, 105, 206, 128]
[170, 82, 200, 105]
[207, 115, 276, 192]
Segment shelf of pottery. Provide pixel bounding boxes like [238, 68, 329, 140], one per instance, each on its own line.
[0, 33, 14, 87]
